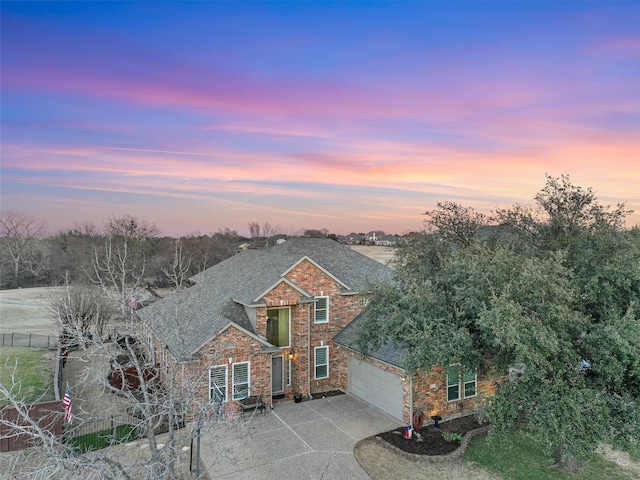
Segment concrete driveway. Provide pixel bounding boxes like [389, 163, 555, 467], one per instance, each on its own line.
[199, 393, 402, 479]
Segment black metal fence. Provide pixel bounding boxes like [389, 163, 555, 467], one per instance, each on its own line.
[69, 413, 185, 439]
[1, 333, 58, 349]
[70, 414, 143, 439]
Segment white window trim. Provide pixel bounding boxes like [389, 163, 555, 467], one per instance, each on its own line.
[464, 372, 478, 399]
[446, 365, 460, 402]
[314, 296, 329, 324]
[287, 358, 292, 387]
[232, 361, 250, 400]
[314, 346, 329, 379]
[209, 365, 228, 403]
[267, 306, 292, 348]
[446, 365, 477, 402]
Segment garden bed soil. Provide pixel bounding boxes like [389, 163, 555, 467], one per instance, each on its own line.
[378, 415, 485, 456]
[311, 389, 345, 400]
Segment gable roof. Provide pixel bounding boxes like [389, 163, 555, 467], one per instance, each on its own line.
[137, 237, 393, 360]
[333, 311, 406, 369]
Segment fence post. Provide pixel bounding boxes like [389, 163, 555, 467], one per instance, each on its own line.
[111, 416, 116, 444]
[11, 333, 14, 347]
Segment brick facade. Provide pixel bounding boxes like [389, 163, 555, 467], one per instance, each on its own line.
[257, 259, 367, 399]
[341, 350, 496, 425]
[152, 258, 368, 409]
[144, 245, 499, 424]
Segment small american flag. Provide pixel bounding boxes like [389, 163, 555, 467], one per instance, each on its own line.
[131, 296, 137, 311]
[62, 382, 73, 424]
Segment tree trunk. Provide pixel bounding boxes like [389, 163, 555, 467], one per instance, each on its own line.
[556, 444, 579, 472]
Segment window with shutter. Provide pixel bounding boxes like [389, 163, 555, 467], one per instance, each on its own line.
[315, 346, 329, 379]
[209, 365, 227, 402]
[232, 362, 250, 400]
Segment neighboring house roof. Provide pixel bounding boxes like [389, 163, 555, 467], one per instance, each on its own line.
[333, 311, 406, 369]
[137, 237, 393, 361]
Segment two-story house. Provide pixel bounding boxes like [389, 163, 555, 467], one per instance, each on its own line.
[137, 237, 393, 411]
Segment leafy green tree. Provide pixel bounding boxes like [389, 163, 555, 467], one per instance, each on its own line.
[357, 176, 640, 471]
[495, 174, 631, 251]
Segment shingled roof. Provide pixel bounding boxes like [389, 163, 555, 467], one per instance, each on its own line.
[333, 311, 407, 368]
[137, 237, 393, 361]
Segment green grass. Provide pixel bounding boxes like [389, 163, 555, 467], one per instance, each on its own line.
[0, 346, 55, 405]
[69, 424, 140, 452]
[465, 431, 635, 480]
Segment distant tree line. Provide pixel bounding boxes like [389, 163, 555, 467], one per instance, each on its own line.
[0, 214, 348, 290]
[0, 213, 248, 290]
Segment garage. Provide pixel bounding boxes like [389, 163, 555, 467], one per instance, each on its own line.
[348, 356, 404, 421]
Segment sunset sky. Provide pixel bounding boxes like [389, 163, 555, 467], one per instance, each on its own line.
[2, 1, 639, 237]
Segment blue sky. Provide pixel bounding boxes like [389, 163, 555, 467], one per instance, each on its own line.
[2, 1, 638, 236]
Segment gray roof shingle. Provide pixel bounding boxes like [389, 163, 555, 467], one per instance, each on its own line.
[333, 311, 406, 368]
[137, 237, 393, 360]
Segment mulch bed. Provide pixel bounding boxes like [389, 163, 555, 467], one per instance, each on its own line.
[311, 389, 345, 400]
[378, 415, 486, 455]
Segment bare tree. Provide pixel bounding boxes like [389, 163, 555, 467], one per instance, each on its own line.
[0, 210, 46, 287]
[2, 258, 249, 479]
[86, 215, 159, 322]
[21, 238, 51, 281]
[162, 239, 192, 289]
[248, 221, 260, 240]
[104, 214, 160, 240]
[49, 279, 116, 340]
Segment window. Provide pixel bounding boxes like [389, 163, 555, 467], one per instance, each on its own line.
[267, 307, 290, 347]
[315, 296, 329, 323]
[232, 362, 250, 400]
[463, 369, 477, 398]
[446, 365, 460, 402]
[446, 365, 477, 402]
[209, 365, 227, 402]
[315, 346, 329, 379]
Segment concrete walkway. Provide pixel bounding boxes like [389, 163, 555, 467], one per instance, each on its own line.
[199, 393, 402, 479]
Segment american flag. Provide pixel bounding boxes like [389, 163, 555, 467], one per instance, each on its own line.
[62, 382, 73, 424]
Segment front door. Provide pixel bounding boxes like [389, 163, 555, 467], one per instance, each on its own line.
[272, 356, 284, 393]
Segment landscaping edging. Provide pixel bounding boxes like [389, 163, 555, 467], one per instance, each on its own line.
[375, 424, 490, 463]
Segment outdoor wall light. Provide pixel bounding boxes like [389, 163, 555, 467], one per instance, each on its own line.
[287, 350, 295, 360]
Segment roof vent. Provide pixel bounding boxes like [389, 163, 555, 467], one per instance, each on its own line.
[277, 238, 286, 245]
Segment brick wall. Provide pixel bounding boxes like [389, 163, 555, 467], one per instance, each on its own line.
[342, 350, 497, 424]
[411, 366, 496, 421]
[194, 326, 272, 402]
[257, 259, 367, 399]
[149, 257, 369, 407]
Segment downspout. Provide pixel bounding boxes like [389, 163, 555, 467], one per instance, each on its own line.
[409, 373, 413, 428]
[307, 304, 312, 399]
[269, 352, 274, 410]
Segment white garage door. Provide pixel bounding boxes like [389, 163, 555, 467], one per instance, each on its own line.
[348, 356, 404, 421]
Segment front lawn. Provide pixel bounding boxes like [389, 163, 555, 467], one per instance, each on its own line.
[0, 346, 55, 405]
[465, 431, 635, 480]
[69, 424, 140, 452]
